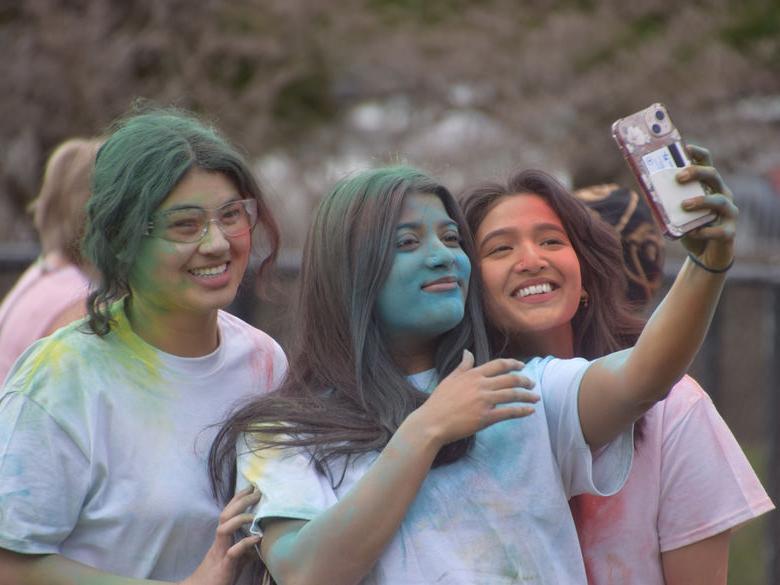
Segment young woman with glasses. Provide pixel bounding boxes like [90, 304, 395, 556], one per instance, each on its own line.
[0, 107, 287, 585]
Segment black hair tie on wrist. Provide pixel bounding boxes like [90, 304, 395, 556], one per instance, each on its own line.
[687, 252, 734, 274]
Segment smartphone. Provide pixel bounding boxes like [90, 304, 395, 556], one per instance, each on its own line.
[611, 103, 715, 239]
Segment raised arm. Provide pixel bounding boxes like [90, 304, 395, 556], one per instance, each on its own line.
[0, 487, 261, 585]
[258, 354, 537, 585]
[578, 145, 738, 447]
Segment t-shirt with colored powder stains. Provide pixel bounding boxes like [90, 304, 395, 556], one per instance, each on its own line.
[236, 355, 634, 585]
[0, 299, 287, 582]
[571, 375, 774, 585]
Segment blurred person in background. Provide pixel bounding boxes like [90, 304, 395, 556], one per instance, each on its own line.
[462, 157, 773, 585]
[573, 184, 664, 309]
[0, 138, 101, 382]
[0, 107, 287, 585]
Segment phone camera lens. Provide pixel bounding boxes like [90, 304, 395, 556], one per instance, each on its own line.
[651, 123, 662, 134]
[655, 110, 665, 120]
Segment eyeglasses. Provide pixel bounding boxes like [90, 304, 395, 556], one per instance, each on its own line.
[145, 199, 258, 244]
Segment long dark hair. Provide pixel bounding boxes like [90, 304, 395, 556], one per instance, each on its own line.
[461, 169, 645, 360]
[209, 166, 490, 503]
[82, 105, 280, 335]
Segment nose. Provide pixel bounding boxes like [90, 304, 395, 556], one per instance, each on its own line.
[198, 220, 231, 254]
[512, 242, 547, 273]
[424, 239, 456, 269]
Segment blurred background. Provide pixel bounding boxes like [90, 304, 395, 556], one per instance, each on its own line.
[1, 1, 778, 582]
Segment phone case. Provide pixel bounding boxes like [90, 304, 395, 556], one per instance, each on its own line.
[611, 103, 716, 239]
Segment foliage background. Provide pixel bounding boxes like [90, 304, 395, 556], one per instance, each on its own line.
[1, 1, 778, 583]
[2, 0, 779, 247]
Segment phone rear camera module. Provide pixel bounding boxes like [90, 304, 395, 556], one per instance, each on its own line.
[651, 123, 662, 134]
[655, 110, 665, 121]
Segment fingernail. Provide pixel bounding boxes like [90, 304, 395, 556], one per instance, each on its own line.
[682, 196, 703, 209]
[677, 169, 691, 180]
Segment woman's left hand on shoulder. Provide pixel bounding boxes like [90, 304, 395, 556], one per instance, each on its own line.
[677, 144, 739, 271]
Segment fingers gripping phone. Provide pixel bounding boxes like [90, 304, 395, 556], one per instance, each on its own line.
[612, 103, 716, 239]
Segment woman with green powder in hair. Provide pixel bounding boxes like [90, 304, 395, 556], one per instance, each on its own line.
[0, 107, 287, 584]
[208, 163, 732, 585]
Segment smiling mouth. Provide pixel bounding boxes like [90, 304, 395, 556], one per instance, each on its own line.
[189, 263, 228, 278]
[512, 282, 554, 298]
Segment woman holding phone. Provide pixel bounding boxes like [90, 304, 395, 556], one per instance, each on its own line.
[461, 148, 773, 585]
[210, 159, 736, 585]
[0, 107, 287, 585]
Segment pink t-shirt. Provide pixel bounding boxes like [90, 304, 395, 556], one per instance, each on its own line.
[0, 260, 90, 382]
[571, 375, 774, 584]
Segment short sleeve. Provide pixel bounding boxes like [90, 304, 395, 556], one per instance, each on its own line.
[657, 379, 775, 551]
[236, 434, 338, 535]
[0, 392, 90, 554]
[539, 357, 634, 498]
[269, 342, 288, 390]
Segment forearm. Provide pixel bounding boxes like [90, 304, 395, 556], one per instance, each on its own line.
[0, 549, 169, 585]
[265, 412, 441, 585]
[627, 258, 726, 400]
[661, 530, 731, 585]
[581, 259, 727, 446]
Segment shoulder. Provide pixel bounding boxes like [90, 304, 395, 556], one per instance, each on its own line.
[532, 355, 591, 389]
[1, 326, 106, 421]
[218, 311, 285, 357]
[651, 375, 711, 426]
[217, 311, 288, 384]
[47, 264, 91, 288]
[6, 323, 97, 379]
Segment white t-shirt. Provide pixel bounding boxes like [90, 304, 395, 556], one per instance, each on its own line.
[0, 301, 287, 581]
[571, 375, 775, 584]
[237, 356, 634, 585]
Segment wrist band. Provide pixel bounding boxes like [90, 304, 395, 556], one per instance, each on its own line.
[687, 252, 734, 274]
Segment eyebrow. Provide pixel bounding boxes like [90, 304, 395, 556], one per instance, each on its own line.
[395, 219, 460, 231]
[479, 223, 566, 247]
[159, 195, 243, 213]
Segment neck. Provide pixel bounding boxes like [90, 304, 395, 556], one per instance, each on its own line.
[509, 323, 575, 359]
[125, 298, 220, 357]
[387, 337, 437, 375]
[41, 250, 70, 271]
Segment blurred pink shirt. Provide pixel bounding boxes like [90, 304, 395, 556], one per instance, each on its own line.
[571, 375, 774, 585]
[0, 260, 90, 382]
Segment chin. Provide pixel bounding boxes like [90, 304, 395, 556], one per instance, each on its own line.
[429, 310, 466, 337]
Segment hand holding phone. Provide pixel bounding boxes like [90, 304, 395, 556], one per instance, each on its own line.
[612, 103, 716, 239]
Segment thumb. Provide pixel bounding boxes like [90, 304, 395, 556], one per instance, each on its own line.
[457, 349, 475, 371]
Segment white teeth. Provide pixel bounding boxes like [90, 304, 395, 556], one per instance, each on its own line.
[515, 282, 552, 298]
[189, 263, 228, 277]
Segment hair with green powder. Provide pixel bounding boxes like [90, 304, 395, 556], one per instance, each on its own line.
[83, 104, 280, 335]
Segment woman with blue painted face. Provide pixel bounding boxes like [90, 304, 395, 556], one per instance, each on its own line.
[209, 164, 730, 585]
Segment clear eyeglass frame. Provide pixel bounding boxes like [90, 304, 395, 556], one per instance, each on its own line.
[144, 198, 259, 244]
